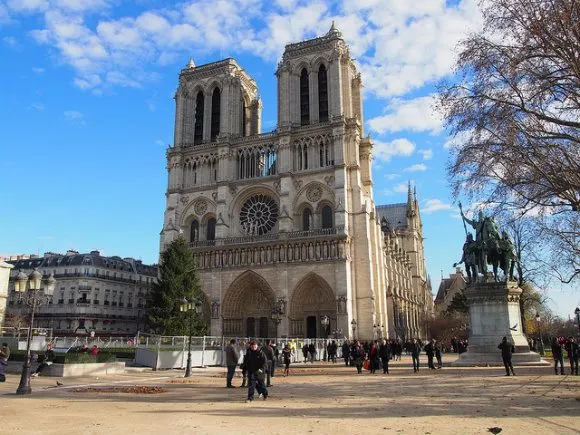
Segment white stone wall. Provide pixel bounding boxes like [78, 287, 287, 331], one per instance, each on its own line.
[0, 261, 13, 328]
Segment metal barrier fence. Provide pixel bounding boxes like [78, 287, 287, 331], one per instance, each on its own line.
[136, 333, 348, 366]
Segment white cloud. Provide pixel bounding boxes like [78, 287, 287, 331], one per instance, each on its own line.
[0, 4, 12, 24]
[32, 67, 45, 74]
[28, 102, 45, 111]
[368, 95, 443, 134]
[419, 148, 433, 160]
[422, 198, 453, 214]
[3, 36, 17, 46]
[7, 0, 48, 12]
[384, 173, 399, 181]
[64, 110, 83, 120]
[373, 138, 415, 162]
[404, 163, 427, 172]
[392, 183, 408, 193]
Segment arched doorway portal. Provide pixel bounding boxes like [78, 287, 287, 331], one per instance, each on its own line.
[221, 271, 277, 338]
[290, 273, 335, 338]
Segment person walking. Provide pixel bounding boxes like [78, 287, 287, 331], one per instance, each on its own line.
[342, 340, 350, 366]
[261, 340, 275, 387]
[410, 339, 421, 373]
[302, 343, 309, 363]
[564, 337, 579, 375]
[308, 342, 316, 363]
[31, 343, 56, 377]
[368, 342, 379, 374]
[379, 339, 391, 374]
[240, 342, 250, 387]
[282, 344, 292, 377]
[243, 341, 268, 402]
[434, 339, 443, 368]
[551, 337, 565, 375]
[424, 339, 436, 370]
[498, 336, 515, 376]
[0, 342, 10, 382]
[224, 339, 239, 388]
[327, 340, 337, 363]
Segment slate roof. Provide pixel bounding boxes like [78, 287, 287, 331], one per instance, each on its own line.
[434, 278, 453, 303]
[376, 203, 408, 229]
[8, 251, 157, 277]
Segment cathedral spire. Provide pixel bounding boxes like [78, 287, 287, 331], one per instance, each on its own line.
[186, 57, 196, 70]
[407, 181, 416, 218]
[327, 20, 342, 38]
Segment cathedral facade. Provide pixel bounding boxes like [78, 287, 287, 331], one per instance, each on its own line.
[160, 25, 433, 341]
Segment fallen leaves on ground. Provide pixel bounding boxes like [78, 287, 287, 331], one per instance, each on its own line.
[71, 386, 166, 394]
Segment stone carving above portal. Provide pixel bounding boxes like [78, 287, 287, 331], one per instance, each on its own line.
[337, 296, 347, 314]
[324, 176, 335, 187]
[306, 185, 323, 202]
[194, 200, 208, 216]
[211, 301, 220, 319]
[180, 196, 190, 205]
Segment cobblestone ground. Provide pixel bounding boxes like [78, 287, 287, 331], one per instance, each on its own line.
[1, 355, 579, 435]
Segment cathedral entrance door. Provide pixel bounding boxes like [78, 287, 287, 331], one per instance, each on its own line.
[259, 317, 269, 338]
[306, 316, 317, 338]
[246, 317, 255, 337]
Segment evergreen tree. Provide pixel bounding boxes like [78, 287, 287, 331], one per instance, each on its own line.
[146, 237, 207, 336]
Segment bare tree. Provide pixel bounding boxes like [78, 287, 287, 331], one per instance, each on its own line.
[438, 0, 579, 283]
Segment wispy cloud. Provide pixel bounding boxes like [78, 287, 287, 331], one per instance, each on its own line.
[32, 67, 45, 74]
[368, 95, 443, 135]
[64, 110, 86, 124]
[28, 102, 45, 111]
[404, 163, 427, 172]
[3, 36, 17, 47]
[422, 198, 453, 214]
[419, 149, 433, 160]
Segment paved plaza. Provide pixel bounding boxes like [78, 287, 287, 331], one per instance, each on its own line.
[1, 355, 579, 434]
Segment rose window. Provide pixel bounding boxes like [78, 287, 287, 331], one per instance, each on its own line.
[240, 194, 279, 235]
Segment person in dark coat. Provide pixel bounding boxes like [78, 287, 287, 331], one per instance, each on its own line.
[327, 340, 337, 363]
[342, 341, 350, 366]
[565, 337, 579, 375]
[261, 340, 275, 387]
[308, 343, 316, 363]
[302, 343, 309, 363]
[410, 339, 421, 373]
[424, 340, 436, 370]
[379, 339, 391, 374]
[243, 341, 268, 402]
[551, 337, 564, 375]
[368, 342, 379, 374]
[31, 343, 56, 377]
[434, 339, 443, 368]
[498, 336, 515, 376]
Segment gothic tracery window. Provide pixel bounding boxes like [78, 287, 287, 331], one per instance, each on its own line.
[194, 91, 204, 145]
[318, 64, 328, 122]
[240, 194, 279, 235]
[302, 207, 312, 231]
[300, 68, 310, 125]
[206, 217, 216, 241]
[190, 220, 199, 242]
[211, 87, 220, 141]
[321, 205, 333, 229]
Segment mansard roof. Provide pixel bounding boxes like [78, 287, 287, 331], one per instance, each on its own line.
[434, 278, 453, 303]
[8, 251, 157, 277]
[376, 203, 408, 229]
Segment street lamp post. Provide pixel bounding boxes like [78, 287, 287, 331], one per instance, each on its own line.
[180, 297, 202, 378]
[535, 312, 545, 356]
[575, 307, 580, 335]
[320, 315, 329, 338]
[13, 269, 56, 395]
[270, 306, 283, 346]
[350, 319, 357, 339]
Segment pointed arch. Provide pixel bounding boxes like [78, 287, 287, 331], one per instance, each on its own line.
[222, 271, 277, 337]
[289, 273, 336, 338]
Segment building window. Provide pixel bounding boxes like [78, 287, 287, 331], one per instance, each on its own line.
[321, 205, 333, 229]
[318, 64, 328, 122]
[211, 87, 220, 141]
[194, 91, 204, 145]
[190, 220, 199, 242]
[300, 68, 309, 125]
[302, 207, 312, 231]
[236, 144, 277, 180]
[206, 217, 216, 241]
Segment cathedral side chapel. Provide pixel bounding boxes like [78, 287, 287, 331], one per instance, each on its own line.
[160, 24, 433, 340]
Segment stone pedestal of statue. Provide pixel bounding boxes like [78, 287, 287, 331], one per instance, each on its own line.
[452, 281, 548, 366]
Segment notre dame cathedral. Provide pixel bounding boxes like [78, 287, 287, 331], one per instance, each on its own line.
[160, 24, 433, 341]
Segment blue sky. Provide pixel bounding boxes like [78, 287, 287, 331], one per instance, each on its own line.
[0, 0, 577, 318]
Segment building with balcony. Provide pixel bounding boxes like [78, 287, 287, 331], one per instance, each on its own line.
[5, 251, 157, 335]
[159, 24, 433, 340]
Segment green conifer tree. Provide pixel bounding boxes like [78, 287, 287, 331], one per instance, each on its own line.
[146, 237, 207, 336]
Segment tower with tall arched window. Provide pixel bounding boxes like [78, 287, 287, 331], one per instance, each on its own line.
[161, 23, 432, 341]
